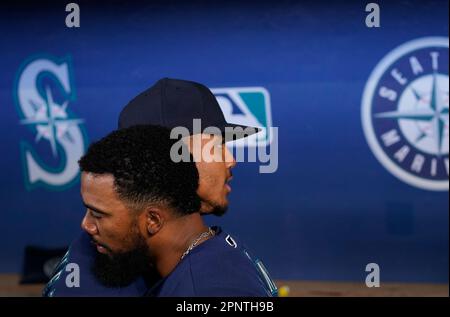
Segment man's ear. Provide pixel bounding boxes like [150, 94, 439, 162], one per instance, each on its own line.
[145, 208, 164, 235]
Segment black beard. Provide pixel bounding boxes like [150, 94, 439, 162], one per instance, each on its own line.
[91, 241, 152, 288]
[206, 197, 229, 217]
[201, 198, 228, 217]
[210, 204, 228, 217]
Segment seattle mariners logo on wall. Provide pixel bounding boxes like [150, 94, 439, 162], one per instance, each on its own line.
[212, 87, 272, 147]
[362, 37, 449, 191]
[14, 55, 88, 190]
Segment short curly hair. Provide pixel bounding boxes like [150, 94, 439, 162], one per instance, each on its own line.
[78, 125, 200, 216]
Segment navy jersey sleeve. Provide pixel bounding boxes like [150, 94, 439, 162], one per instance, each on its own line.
[187, 250, 273, 297]
[149, 228, 278, 297]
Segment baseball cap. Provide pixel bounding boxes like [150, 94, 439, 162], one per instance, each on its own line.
[118, 78, 260, 141]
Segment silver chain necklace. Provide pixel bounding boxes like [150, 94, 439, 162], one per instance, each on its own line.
[181, 227, 215, 260]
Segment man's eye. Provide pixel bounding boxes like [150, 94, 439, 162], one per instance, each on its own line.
[90, 210, 102, 219]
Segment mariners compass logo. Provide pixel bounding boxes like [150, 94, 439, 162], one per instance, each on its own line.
[362, 37, 449, 191]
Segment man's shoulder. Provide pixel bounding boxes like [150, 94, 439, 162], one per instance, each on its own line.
[158, 227, 275, 297]
[188, 229, 255, 273]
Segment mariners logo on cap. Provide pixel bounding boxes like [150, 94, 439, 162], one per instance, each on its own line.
[362, 37, 449, 191]
[212, 87, 273, 147]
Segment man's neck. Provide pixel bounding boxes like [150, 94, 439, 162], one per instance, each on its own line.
[150, 213, 211, 278]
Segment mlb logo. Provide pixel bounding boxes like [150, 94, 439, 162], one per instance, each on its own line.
[212, 87, 273, 147]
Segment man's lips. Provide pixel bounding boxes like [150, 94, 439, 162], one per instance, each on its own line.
[225, 176, 233, 192]
[91, 239, 108, 254]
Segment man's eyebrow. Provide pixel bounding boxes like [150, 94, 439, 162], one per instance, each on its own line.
[83, 202, 110, 216]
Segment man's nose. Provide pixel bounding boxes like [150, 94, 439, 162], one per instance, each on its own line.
[224, 146, 237, 169]
[81, 212, 98, 235]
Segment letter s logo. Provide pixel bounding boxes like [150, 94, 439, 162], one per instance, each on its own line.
[14, 55, 88, 190]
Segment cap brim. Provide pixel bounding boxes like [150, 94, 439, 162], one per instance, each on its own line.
[221, 123, 262, 142]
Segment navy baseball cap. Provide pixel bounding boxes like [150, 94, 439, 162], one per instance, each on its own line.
[118, 78, 260, 141]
